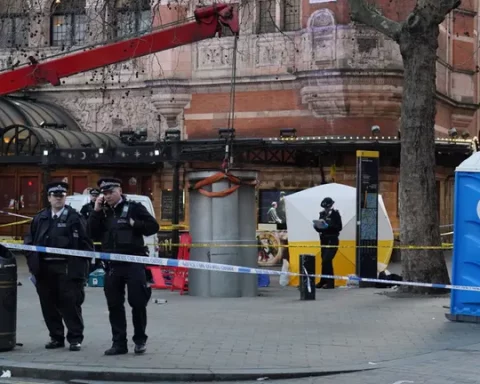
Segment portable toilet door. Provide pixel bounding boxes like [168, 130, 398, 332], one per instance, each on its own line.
[447, 151, 480, 322]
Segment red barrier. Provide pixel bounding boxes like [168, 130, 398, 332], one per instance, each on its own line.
[170, 233, 191, 295]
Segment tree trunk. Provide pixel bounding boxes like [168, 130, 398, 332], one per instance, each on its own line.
[398, 23, 450, 293]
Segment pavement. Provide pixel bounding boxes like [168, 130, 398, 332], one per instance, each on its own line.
[1, 253, 479, 382]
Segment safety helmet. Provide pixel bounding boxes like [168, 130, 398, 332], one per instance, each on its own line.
[321, 197, 334, 209]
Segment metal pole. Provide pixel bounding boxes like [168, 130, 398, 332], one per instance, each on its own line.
[168, 133, 182, 259]
[171, 159, 180, 259]
[41, 149, 51, 208]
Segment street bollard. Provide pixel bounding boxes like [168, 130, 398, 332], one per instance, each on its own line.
[299, 254, 316, 300]
[0, 244, 17, 352]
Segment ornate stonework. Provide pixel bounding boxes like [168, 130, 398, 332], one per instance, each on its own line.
[0, 3, 476, 137]
[300, 75, 403, 119]
[306, 9, 337, 68]
[44, 94, 160, 138]
[151, 93, 192, 138]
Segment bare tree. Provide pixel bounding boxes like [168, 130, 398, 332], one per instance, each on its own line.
[347, 0, 462, 293]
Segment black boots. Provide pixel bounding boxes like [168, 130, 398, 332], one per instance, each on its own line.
[104, 345, 128, 355]
[45, 340, 64, 349]
[104, 343, 147, 355]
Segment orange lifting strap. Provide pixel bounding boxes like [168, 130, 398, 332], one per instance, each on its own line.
[193, 172, 257, 198]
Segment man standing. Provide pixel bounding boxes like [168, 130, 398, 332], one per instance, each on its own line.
[24, 182, 93, 351]
[267, 202, 282, 225]
[88, 178, 159, 356]
[80, 188, 100, 220]
[313, 197, 342, 289]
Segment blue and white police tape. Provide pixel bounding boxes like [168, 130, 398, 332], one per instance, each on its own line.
[0, 210, 33, 220]
[3, 242, 479, 293]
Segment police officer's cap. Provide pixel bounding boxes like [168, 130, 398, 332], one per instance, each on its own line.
[89, 188, 100, 196]
[46, 182, 68, 197]
[321, 197, 334, 208]
[97, 177, 122, 193]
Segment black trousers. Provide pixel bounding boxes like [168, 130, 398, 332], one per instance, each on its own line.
[104, 262, 152, 347]
[318, 237, 339, 288]
[36, 261, 85, 344]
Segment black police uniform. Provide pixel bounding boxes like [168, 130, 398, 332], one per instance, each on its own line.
[24, 182, 93, 351]
[88, 178, 159, 356]
[80, 188, 100, 220]
[313, 197, 343, 289]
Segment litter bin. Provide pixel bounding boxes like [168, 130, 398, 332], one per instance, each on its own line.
[0, 244, 17, 351]
[299, 254, 316, 300]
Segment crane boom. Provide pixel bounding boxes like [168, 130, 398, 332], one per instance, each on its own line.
[0, 4, 238, 96]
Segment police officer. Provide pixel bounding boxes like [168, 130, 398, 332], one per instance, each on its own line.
[80, 188, 100, 220]
[88, 178, 159, 356]
[24, 182, 93, 351]
[313, 197, 343, 289]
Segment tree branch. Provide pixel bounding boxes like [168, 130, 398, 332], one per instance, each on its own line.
[347, 0, 402, 42]
[419, 0, 462, 24]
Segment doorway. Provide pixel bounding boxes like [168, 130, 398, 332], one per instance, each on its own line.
[0, 171, 41, 238]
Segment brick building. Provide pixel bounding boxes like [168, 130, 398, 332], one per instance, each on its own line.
[0, 0, 478, 237]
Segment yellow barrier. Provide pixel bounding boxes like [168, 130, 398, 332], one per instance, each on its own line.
[0, 218, 184, 231]
[146, 243, 454, 250]
[159, 225, 189, 230]
[96, 243, 454, 250]
[0, 219, 32, 228]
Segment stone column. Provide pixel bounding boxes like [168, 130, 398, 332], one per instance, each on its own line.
[151, 93, 191, 137]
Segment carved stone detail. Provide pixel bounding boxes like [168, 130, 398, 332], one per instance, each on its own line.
[309, 8, 335, 28]
[45, 94, 159, 137]
[305, 9, 337, 67]
[300, 77, 403, 119]
[151, 93, 192, 138]
[346, 26, 386, 69]
[255, 36, 294, 68]
[196, 38, 237, 70]
[193, 36, 254, 79]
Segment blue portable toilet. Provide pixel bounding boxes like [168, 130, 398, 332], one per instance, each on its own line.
[447, 151, 480, 322]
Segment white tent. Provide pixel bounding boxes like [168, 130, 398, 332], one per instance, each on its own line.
[284, 183, 394, 286]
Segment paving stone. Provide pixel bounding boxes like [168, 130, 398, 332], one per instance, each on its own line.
[1, 257, 480, 378]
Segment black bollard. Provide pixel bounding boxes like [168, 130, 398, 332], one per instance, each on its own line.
[0, 245, 17, 352]
[299, 254, 316, 300]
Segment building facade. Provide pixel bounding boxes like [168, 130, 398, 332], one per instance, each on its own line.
[0, 0, 478, 237]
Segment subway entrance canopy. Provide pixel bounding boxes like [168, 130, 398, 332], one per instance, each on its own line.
[0, 97, 475, 167]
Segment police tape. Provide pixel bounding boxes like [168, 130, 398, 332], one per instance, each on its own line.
[0, 219, 32, 228]
[0, 242, 477, 293]
[0, 210, 33, 220]
[1, 240, 455, 250]
[152, 242, 454, 250]
[159, 224, 189, 230]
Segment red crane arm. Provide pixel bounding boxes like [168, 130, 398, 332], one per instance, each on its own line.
[0, 4, 238, 96]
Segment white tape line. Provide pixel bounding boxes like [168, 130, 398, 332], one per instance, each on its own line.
[2, 242, 479, 292]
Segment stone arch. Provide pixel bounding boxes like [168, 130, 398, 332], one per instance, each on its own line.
[308, 8, 336, 65]
[307, 8, 336, 30]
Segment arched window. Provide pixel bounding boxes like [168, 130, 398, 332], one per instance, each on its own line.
[0, 0, 28, 48]
[113, 0, 151, 38]
[50, 0, 87, 47]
